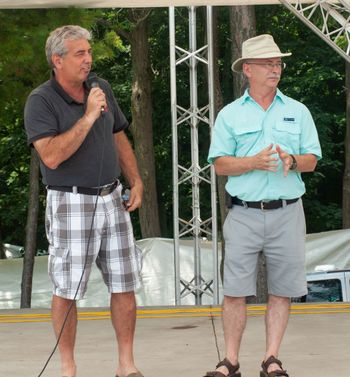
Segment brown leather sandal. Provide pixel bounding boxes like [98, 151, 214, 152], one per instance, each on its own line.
[203, 357, 241, 377]
[260, 356, 289, 377]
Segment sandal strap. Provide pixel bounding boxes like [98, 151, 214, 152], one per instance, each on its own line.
[216, 358, 240, 375]
[203, 372, 227, 377]
[261, 356, 289, 377]
[265, 371, 289, 377]
[261, 356, 283, 372]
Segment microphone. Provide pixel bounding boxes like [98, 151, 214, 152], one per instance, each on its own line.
[86, 72, 105, 113]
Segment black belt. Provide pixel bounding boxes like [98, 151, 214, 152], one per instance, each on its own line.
[231, 196, 299, 210]
[47, 180, 119, 196]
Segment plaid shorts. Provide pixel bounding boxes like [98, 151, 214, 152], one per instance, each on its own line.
[45, 184, 142, 300]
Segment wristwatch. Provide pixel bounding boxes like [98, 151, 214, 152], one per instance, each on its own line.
[289, 154, 298, 170]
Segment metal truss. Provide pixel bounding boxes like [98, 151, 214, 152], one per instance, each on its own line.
[279, 0, 350, 63]
[169, 6, 219, 305]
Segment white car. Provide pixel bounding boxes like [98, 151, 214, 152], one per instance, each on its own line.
[298, 267, 350, 302]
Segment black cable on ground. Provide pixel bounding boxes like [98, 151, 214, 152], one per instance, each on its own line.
[209, 304, 221, 362]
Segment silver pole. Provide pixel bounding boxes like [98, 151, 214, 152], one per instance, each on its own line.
[206, 5, 219, 305]
[169, 6, 181, 305]
[189, 6, 202, 305]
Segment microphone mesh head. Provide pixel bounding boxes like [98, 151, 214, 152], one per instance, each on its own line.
[86, 72, 99, 89]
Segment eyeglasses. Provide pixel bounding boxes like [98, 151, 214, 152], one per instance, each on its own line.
[245, 62, 286, 70]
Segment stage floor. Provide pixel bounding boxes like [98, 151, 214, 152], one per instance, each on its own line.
[1, 303, 349, 377]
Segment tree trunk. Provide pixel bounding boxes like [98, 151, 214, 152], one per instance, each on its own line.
[229, 7, 267, 304]
[21, 149, 40, 308]
[343, 61, 350, 228]
[212, 7, 227, 282]
[128, 9, 161, 238]
[230, 6, 256, 97]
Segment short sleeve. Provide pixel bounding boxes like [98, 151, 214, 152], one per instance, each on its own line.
[24, 93, 58, 145]
[208, 109, 237, 164]
[299, 105, 322, 160]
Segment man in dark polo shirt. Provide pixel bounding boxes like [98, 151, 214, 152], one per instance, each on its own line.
[24, 25, 144, 377]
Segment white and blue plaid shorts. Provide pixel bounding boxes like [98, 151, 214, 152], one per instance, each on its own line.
[45, 184, 142, 300]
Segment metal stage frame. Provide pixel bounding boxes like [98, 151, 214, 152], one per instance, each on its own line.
[169, 6, 219, 305]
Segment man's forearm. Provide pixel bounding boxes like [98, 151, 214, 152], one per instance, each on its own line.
[214, 155, 255, 176]
[292, 153, 318, 173]
[214, 152, 317, 177]
[33, 113, 95, 170]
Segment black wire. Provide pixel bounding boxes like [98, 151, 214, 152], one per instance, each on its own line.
[37, 112, 107, 377]
[209, 305, 221, 362]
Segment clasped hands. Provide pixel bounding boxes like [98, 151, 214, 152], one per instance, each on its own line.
[254, 144, 294, 176]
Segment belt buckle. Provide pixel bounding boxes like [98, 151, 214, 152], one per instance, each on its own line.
[260, 201, 266, 211]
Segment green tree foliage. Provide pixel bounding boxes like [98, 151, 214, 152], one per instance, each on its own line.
[0, 8, 99, 249]
[0, 6, 347, 250]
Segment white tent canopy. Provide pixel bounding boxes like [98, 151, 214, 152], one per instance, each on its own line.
[0, 0, 307, 8]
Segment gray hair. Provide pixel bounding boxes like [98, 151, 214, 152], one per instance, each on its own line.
[45, 25, 91, 68]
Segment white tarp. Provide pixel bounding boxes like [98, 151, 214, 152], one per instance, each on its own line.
[0, 0, 316, 8]
[0, 238, 223, 309]
[1, 230, 350, 309]
[304, 228, 350, 271]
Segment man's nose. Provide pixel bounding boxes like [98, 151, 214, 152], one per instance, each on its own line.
[84, 52, 92, 62]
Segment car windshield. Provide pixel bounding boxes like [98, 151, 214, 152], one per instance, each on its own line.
[305, 278, 343, 302]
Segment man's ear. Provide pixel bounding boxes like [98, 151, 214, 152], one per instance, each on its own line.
[51, 54, 62, 69]
[242, 62, 251, 78]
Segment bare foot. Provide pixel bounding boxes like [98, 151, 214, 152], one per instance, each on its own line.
[115, 366, 139, 377]
[267, 361, 284, 374]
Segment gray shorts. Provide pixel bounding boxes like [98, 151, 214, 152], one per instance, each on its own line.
[45, 184, 142, 300]
[223, 199, 307, 298]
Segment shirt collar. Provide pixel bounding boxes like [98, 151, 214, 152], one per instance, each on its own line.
[275, 88, 286, 104]
[239, 88, 286, 105]
[49, 71, 87, 105]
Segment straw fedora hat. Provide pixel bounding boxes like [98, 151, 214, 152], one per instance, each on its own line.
[231, 34, 292, 73]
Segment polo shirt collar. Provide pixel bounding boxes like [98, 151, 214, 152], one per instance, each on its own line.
[49, 71, 87, 105]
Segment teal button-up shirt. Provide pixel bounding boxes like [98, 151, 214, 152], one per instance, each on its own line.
[208, 89, 322, 201]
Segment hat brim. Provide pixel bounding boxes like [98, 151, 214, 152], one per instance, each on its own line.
[231, 52, 292, 73]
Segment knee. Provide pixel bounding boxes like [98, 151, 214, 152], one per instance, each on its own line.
[111, 291, 136, 310]
[223, 295, 246, 306]
[268, 294, 291, 306]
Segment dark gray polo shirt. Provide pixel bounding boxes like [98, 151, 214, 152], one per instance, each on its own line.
[24, 73, 128, 187]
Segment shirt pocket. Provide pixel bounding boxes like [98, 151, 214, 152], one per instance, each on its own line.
[234, 123, 263, 156]
[273, 121, 301, 150]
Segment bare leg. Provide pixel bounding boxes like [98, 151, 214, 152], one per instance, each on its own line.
[216, 296, 246, 375]
[264, 294, 291, 373]
[111, 291, 139, 377]
[51, 295, 77, 377]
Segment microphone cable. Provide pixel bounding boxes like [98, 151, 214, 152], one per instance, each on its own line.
[209, 304, 221, 363]
[37, 109, 107, 377]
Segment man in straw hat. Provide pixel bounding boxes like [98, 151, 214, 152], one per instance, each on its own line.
[205, 34, 322, 377]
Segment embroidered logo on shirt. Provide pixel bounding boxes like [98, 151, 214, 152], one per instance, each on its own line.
[283, 117, 295, 122]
